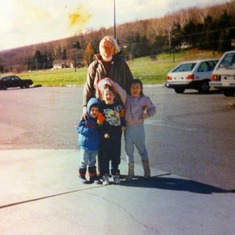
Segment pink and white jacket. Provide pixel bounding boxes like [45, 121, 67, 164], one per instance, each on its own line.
[113, 83, 156, 126]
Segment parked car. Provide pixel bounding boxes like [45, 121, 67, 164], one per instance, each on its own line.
[209, 50, 235, 97]
[165, 59, 219, 94]
[0, 75, 33, 90]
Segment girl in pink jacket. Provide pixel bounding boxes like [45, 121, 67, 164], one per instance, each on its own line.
[100, 78, 156, 181]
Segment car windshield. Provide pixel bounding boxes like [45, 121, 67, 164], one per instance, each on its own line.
[172, 63, 196, 72]
[217, 53, 235, 70]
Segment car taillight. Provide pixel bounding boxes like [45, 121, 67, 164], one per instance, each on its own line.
[211, 74, 220, 81]
[186, 74, 194, 80]
[167, 76, 172, 80]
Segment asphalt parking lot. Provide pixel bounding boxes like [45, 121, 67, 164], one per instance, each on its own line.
[0, 86, 235, 190]
[0, 86, 234, 235]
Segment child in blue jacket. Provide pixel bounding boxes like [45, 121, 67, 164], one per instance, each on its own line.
[75, 98, 104, 184]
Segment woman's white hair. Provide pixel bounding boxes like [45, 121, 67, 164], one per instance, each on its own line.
[99, 36, 121, 55]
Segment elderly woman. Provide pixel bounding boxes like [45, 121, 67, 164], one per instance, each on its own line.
[82, 36, 133, 117]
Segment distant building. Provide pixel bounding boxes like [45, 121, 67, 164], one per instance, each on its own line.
[52, 58, 84, 70]
[52, 59, 67, 69]
[53, 60, 67, 69]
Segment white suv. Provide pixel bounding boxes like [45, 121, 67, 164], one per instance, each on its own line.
[210, 50, 235, 97]
[165, 59, 218, 94]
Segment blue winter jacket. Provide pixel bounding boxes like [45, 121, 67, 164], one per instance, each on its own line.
[76, 98, 101, 151]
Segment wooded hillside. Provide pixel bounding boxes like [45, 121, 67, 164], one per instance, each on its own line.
[0, 1, 234, 74]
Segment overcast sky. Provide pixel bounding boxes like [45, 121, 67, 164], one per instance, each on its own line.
[0, 0, 230, 50]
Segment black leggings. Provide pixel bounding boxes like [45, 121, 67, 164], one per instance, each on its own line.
[98, 134, 121, 176]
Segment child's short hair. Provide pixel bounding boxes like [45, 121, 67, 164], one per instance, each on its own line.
[102, 84, 115, 93]
[101, 84, 115, 102]
[131, 78, 144, 96]
[90, 104, 100, 110]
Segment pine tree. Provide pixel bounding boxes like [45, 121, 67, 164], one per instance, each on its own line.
[83, 42, 94, 66]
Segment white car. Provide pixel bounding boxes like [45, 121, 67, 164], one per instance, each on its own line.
[209, 50, 235, 97]
[165, 59, 219, 94]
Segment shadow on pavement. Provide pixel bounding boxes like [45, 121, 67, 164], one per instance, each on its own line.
[120, 175, 233, 194]
[32, 84, 42, 88]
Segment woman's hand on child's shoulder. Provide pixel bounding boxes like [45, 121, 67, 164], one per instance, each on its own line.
[81, 106, 89, 120]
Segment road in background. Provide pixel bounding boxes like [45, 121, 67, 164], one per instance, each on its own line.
[0, 86, 234, 190]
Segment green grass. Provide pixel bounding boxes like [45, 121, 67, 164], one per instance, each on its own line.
[20, 68, 88, 87]
[18, 49, 222, 86]
[128, 58, 177, 84]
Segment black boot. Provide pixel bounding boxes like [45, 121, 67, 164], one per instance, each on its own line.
[78, 167, 89, 184]
[88, 166, 101, 184]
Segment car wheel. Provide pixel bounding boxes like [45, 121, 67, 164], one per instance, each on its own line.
[2, 85, 7, 90]
[223, 89, 235, 97]
[174, 87, 185, 94]
[25, 84, 29, 88]
[198, 81, 210, 94]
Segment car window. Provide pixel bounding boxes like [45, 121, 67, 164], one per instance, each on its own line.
[218, 53, 235, 69]
[197, 61, 216, 72]
[207, 61, 216, 71]
[12, 76, 20, 81]
[198, 62, 209, 72]
[173, 63, 196, 72]
[2, 77, 10, 81]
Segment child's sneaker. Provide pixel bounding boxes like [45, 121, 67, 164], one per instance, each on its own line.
[113, 174, 121, 184]
[102, 175, 110, 186]
[94, 179, 102, 184]
[90, 176, 102, 184]
[92, 177, 102, 184]
[79, 176, 89, 184]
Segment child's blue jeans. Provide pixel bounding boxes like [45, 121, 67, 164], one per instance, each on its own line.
[80, 148, 97, 168]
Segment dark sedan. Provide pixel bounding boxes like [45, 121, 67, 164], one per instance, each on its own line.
[0, 75, 33, 90]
